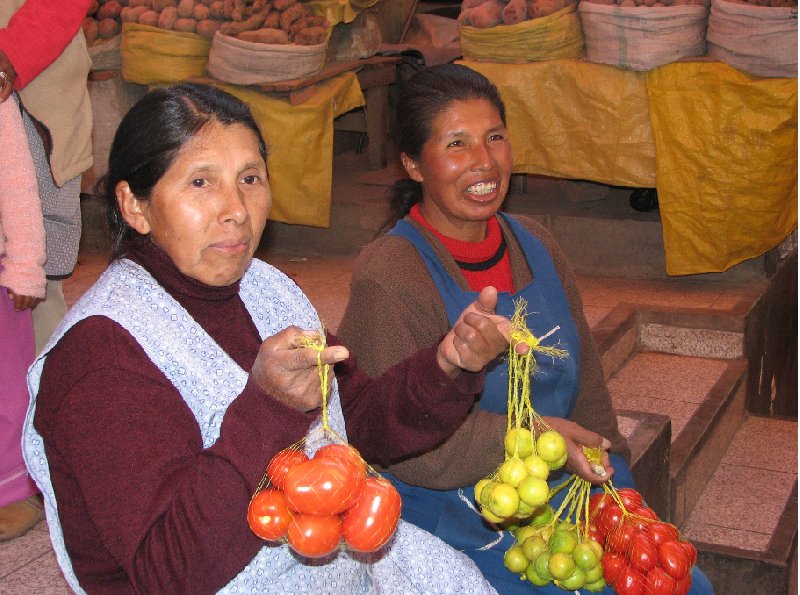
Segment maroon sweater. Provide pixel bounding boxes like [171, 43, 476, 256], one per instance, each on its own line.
[34, 239, 484, 594]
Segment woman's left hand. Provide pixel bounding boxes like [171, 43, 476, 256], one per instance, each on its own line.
[0, 50, 17, 102]
[542, 416, 614, 485]
[436, 286, 512, 378]
[6, 289, 42, 311]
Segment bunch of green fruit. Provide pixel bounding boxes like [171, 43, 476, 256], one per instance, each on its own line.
[504, 518, 607, 592]
[474, 427, 568, 524]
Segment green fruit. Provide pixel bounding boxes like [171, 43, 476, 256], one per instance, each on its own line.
[548, 528, 577, 555]
[504, 545, 529, 574]
[583, 562, 603, 583]
[486, 482, 519, 518]
[526, 563, 551, 586]
[572, 542, 599, 570]
[529, 505, 554, 528]
[546, 450, 569, 471]
[473, 478, 490, 504]
[548, 552, 575, 580]
[523, 454, 550, 480]
[536, 430, 567, 463]
[558, 566, 586, 591]
[499, 457, 529, 488]
[514, 525, 538, 543]
[520, 535, 548, 562]
[505, 428, 534, 459]
[517, 476, 549, 508]
[584, 577, 607, 592]
[534, 551, 553, 580]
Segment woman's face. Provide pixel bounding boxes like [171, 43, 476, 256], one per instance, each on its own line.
[402, 98, 513, 242]
[125, 121, 270, 286]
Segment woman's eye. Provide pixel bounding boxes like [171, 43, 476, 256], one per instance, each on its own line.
[242, 175, 260, 185]
[489, 133, 506, 142]
[447, 140, 464, 148]
[191, 178, 207, 188]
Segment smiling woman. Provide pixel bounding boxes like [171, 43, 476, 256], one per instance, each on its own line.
[20, 83, 520, 594]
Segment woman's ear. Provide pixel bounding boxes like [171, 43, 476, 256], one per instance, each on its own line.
[401, 152, 423, 183]
[116, 181, 151, 235]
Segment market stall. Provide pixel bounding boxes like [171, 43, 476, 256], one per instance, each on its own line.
[463, 58, 797, 276]
[83, 0, 388, 228]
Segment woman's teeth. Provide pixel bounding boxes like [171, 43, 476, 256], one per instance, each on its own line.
[466, 181, 497, 195]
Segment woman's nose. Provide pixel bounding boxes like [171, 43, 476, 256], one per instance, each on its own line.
[220, 184, 248, 223]
[470, 142, 492, 170]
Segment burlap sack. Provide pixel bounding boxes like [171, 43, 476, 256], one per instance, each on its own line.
[88, 35, 122, 71]
[207, 32, 327, 84]
[460, 4, 585, 63]
[579, 2, 709, 71]
[707, 0, 797, 78]
[120, 22, 211, 85]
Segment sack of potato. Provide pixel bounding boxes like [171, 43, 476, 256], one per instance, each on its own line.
[207, 0, 332, 84]
[578, 0, 709, 71]
[459, 0, 585, 63]
[706, 0, 797, 78]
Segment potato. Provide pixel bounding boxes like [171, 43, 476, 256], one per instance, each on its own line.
[192, 4, 210, 19]
[177, 0, 195, 17]
[158, 5, 179, 28]
[293, 25, 326, 45]
[82, 17, 99, 44]
[273, 0, 296, 9]
[209, 1, 225, 18]
[88, 0, 101, 15]
[463, 0, 503, 27]
[128, 0, 148, 6]
[279, 3, 306, 32]
[220, 10, 267, 35]
[196, 18, 222, 38]
[137, 9, 160, 25]
[263, 9, 280, 28]
[98, 17, 120, 38]
[236, 27, 289, 43]
[151, 0, 177, 12]
[121, 5, 149, 21]
[98, 0, 122, 19]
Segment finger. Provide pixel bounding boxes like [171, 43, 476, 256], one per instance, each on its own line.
[0, 84, 11, 102]
[473, 286, 498, 315]
[318, 345, 349, 365]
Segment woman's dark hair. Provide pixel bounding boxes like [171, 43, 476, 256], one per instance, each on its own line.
[385, 64, 507, 228]
[98, 82, 268, 258]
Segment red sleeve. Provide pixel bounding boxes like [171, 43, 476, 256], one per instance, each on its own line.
[0, 0, 91, 89]
[36, 316, 317, 594]
[331, 332, 486, 466]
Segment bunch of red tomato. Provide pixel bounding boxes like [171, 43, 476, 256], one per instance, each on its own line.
[247, 443, 402, 559]
[588, 488, 698, 595]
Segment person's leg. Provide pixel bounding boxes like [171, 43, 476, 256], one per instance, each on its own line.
[32, 278, 68, 355]
[0, 285, 42, 540]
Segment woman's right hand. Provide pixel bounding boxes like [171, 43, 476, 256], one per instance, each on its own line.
[542, 416, 614, 485]
[0, 50, 17, 102]
[250, 326, 349, 412]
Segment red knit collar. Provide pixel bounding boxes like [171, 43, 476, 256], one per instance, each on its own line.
[409, 204, 502, 264]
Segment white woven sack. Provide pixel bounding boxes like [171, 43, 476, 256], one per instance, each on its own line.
[707, 0, 797, 77]
[88, 35, 122, 71]
[579, 2, 709, 70]
[207, 31, 326, 84]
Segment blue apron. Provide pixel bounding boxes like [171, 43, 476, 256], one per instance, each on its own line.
[384, 215, 713, 595]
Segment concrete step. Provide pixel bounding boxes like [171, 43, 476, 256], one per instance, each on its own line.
[682, 415, 798, 595]
[593, 305, 749, 526]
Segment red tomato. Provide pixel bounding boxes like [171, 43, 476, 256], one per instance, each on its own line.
[615, 565, 646, 595]
[634, 507, 660, 523]
[617, 488, 644, 512]
[645, 566, 677, 595]
[596, 503, 624, 537]
[589, 492, 614, 518]
[629, 531, 658, 573]
[658, 541, 690, 580]
[314, 443, 367, 477]
[675, 571, 692, 595]
[601, 552, 627, 585]
[286, 513, 342, 558]
[679, 540, 698, 566]
[246, 488, 293, 541]
[342, 477, 402, 552]
[266, 448, 309, 490]
[646, 522, 681, 547]
[606, 522, 636, 554]
[284, 457, 366, 516]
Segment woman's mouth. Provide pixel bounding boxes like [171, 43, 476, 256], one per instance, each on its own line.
[211, 238, 250, 255]
[466, 181, 499, 197]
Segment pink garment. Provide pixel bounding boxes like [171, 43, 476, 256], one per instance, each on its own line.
[0, 97, 45, 299]
[0, 97, 44, 506]
[0, 280, 37, 506]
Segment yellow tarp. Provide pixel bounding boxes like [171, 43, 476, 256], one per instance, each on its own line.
[461, 58, 797, 275]
[121, 23, 211, 85]
[647, 62, 797, 275]
[214, 73, 365, 228]
[462, 59, 656, 188]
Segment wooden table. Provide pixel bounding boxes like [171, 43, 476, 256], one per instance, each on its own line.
[193, 55, 400, 170]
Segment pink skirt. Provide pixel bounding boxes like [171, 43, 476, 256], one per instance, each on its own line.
[0, 285, 38, 506]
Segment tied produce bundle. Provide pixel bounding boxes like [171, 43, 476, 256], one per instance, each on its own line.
[503, 451, 610, 590]
[246, 331, 401, 559]
[474, 299, 570, 526]
[587, 482, 697, 594]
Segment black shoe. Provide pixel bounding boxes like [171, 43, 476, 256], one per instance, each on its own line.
[629, 188, 659, 212]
